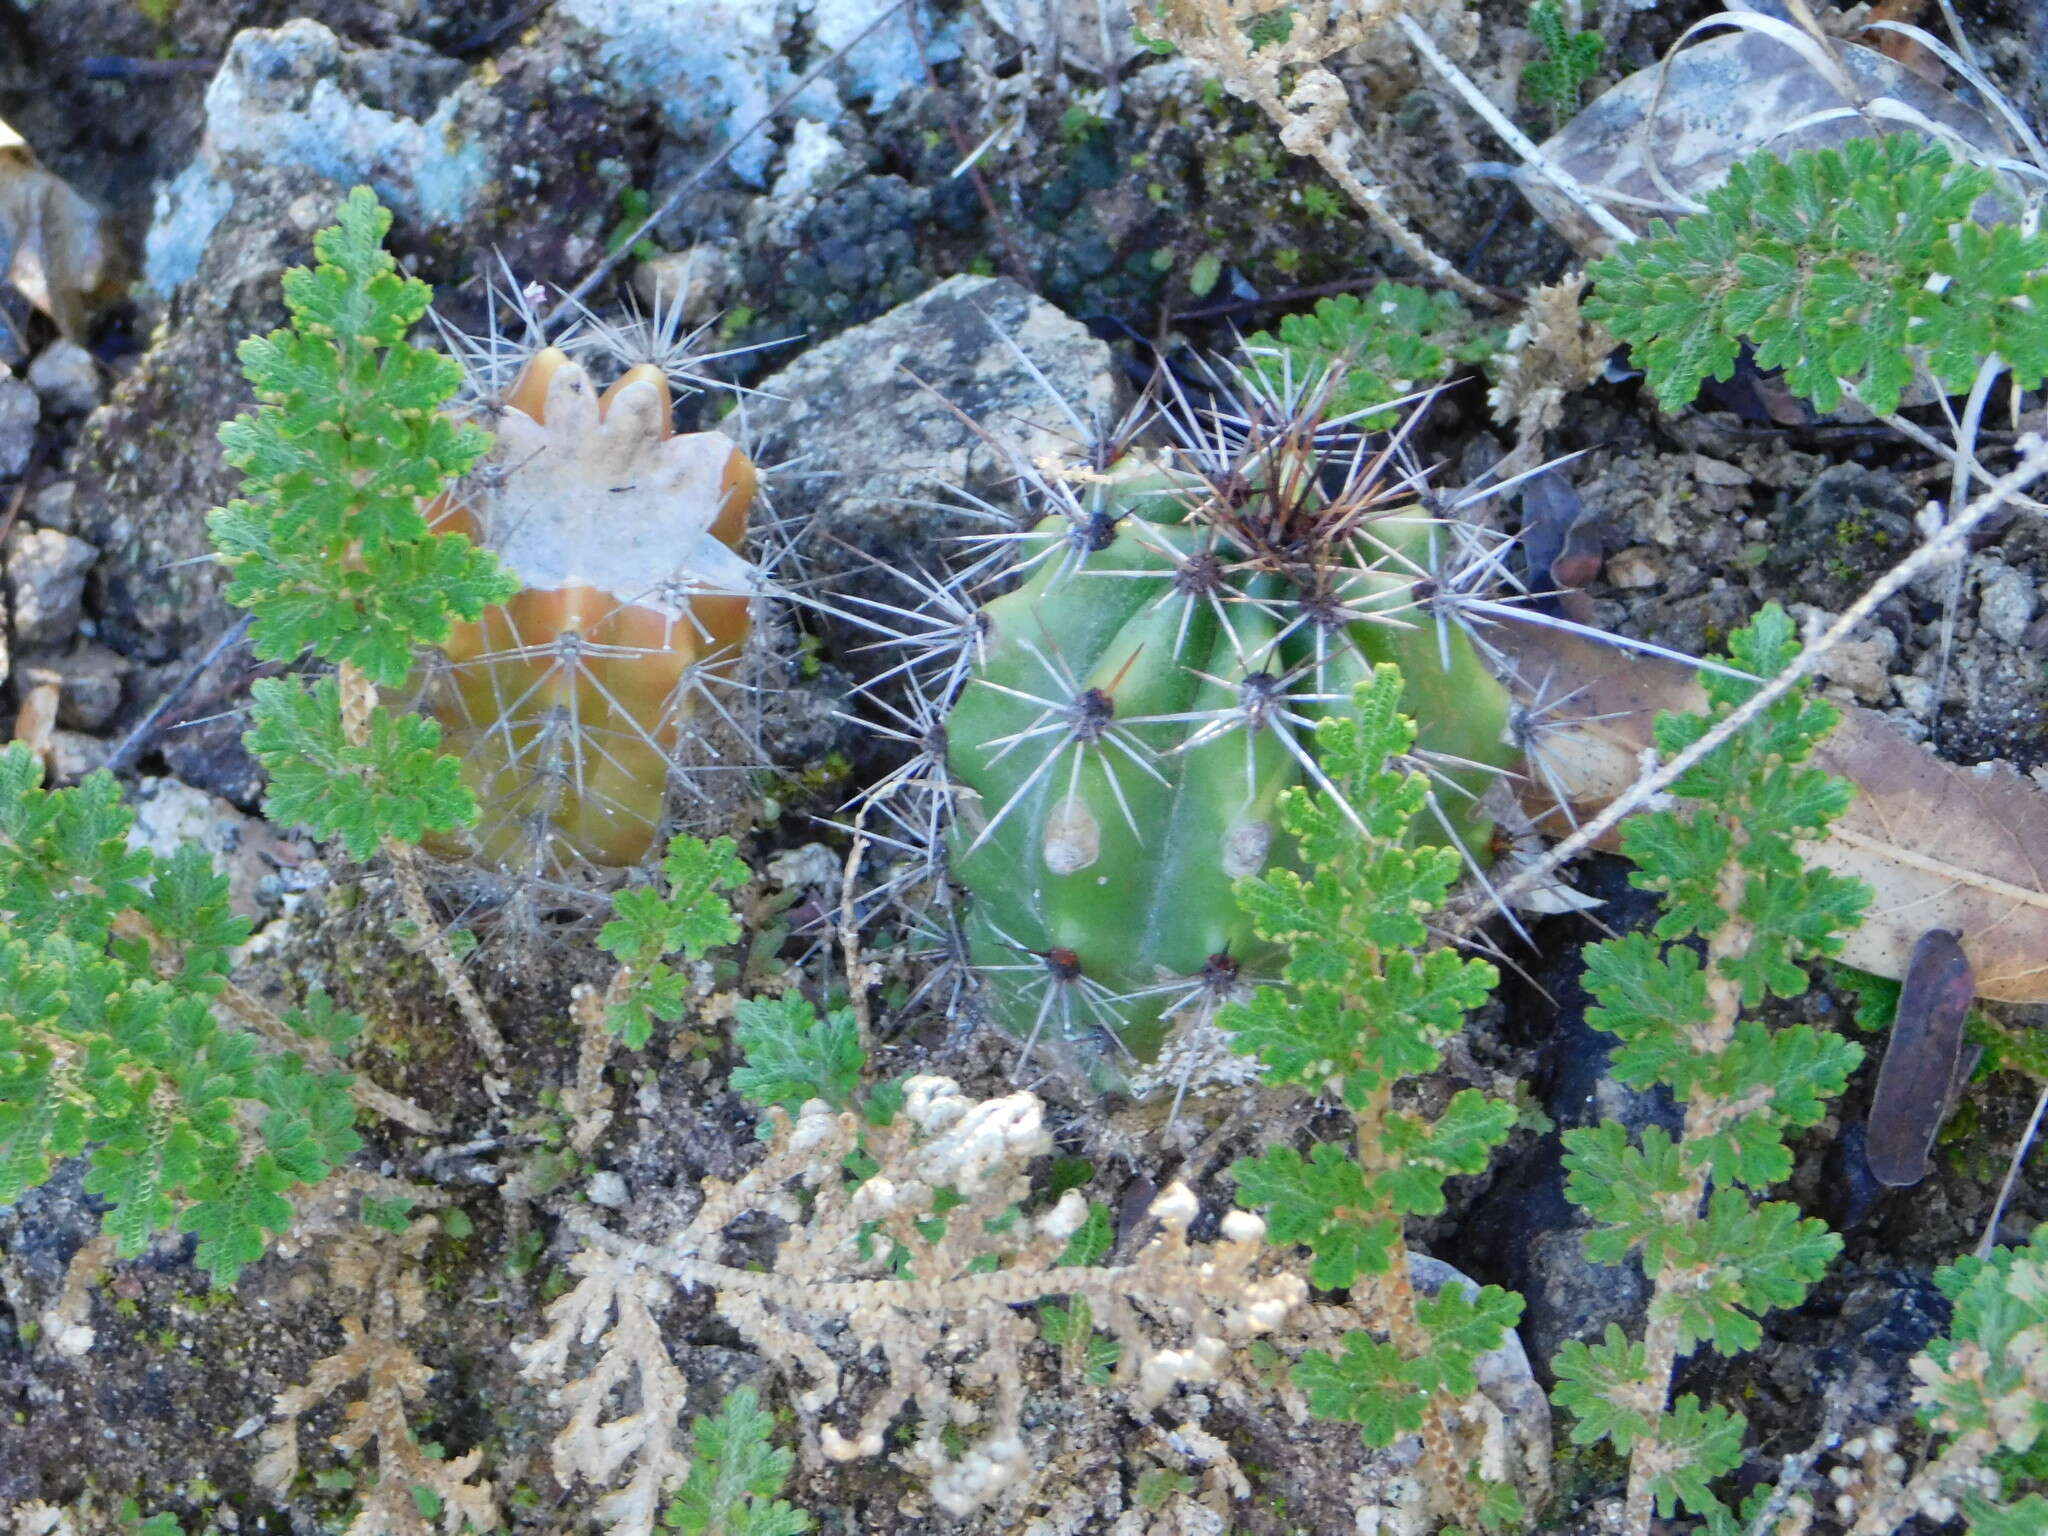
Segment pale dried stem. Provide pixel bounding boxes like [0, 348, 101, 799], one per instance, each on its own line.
[840, 819, 875, 1049]
[567, 978, 628, 1153]
[1156, 0, 1502, 309]
[337, 660, 510, 1076]
[47, 1232, 116, 1344]
[1976, 1081, 2048, 1261]
[1390, 12, 1638, 247]
[1353, 1089, 1487, 1528]
[1925, 355, 2004, 744]
[1844, 1428, 1997, 1536]
[1879, 409, 2048, 518]
[220, 980, 442, 1135]
[560, 1204, 1277, 1321]
[1471, 437, 2048, 928]
[386, 836, 510, 1075]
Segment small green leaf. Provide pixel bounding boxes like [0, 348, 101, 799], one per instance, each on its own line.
[1551, 1324, 1659, 1452]
[1294, 1332, 1427, 1446]
[730, 996, 865, 1112]
[1232, 1142, 1395, 1289]
[664, 1385, 811, 1536]
[1965, 1495, 2048, 1536]
[1058, 1200, 1114, 1269]
[247, 678, 475, 857]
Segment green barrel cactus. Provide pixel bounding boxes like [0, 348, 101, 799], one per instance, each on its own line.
[934, 370, 1517, 1072]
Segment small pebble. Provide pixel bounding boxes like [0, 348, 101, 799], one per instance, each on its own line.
[5, 525, 99, 646]
[26, 340, 101, 417]
[0, 372, 37, 478]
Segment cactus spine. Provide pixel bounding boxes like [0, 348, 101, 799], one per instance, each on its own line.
[940, 371, 1516, 1070]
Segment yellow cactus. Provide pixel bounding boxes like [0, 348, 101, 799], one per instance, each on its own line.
[417, 344, 760, 876]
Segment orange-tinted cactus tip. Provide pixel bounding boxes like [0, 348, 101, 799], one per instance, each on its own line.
[418, 337, 768, 878]
[505, 345, 571, 422]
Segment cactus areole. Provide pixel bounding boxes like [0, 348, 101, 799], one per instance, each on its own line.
[945, 425, 1513, 1075]
[420, 346, 760, 875]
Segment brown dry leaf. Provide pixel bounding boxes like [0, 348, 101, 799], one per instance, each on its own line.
[0, 115, 111, 346]
[1491, 618, 2048, 1002]
[11, 679, 57, 778]
[1516, 24, 2020, 257]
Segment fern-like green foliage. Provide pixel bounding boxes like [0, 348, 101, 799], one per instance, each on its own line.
[728, 994, 865, 1113]
[1586, 134, 2048, 415]
[210, 186, 517, 854]
[0, 746, 362, 1284]
[1243, 284, 1501, 427]
[1918, 1230, 2048, 1527]
[663, 1385, 812, 1536]
[1522, 1, 1603, 125]
[1550, 604, 1870, 1523]
[597, 833, 748, 1047]
[1224, 666, 1521, 1520]
[1038, 1296, 1121, 1385]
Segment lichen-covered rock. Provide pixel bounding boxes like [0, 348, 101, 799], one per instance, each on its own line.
[750, 172, 931, 328]
[5, 524, 97, 646]
[0, 368, 37, 477]
[24, 340, 99, 417]
[556, 0, 948, 185]
[742, 274, 1117, 613]
[143, 19, 501, 295]
[74, 165, 346, 666]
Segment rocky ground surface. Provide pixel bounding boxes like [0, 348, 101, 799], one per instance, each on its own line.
[2, 0, 2048, 1532]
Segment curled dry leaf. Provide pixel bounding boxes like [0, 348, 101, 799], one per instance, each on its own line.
[1515, 24, 2019, 257]
[1492, 618, 2048, 1003]
[1866, 927, 1975, 1187]
[0, 116, 111, 348]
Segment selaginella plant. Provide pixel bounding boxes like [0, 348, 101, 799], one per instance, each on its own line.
[1547, 605, 1872, 1532]
[1583, 133, 2048, 415]
[1877, 1229, 2048, 1535]
[886, 360, 1520, 1074]
[210, 186, 513, 864]
[517, 981, 1306, 1535]
[1219, 664, 1527, 1532]
[0, 743, 361, 1285]
[207, 185, 523, 1071]
[1520, 0, 1604, 127]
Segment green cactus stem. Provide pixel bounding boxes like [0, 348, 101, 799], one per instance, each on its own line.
[943, 381, 1516, 1073]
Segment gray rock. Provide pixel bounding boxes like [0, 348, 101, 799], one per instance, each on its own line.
[74, 163, 344, 666]
[125, 776, 283, 917]
[1766, 463, 1919, 611]
[46, 728, 110, 786]
[18, 641, 131, 731]
[143, 19, 502, 295]
[30, 479, 77, 535]
[743, 274, 1117, 653]
[0, 371, 37, 479]
[1975, 556, 2038, 647]
[26, 340, 101, 417]
[631, 246, 733, 329]
[557, 0, 944, 186]
[5, 525, 98, 646]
